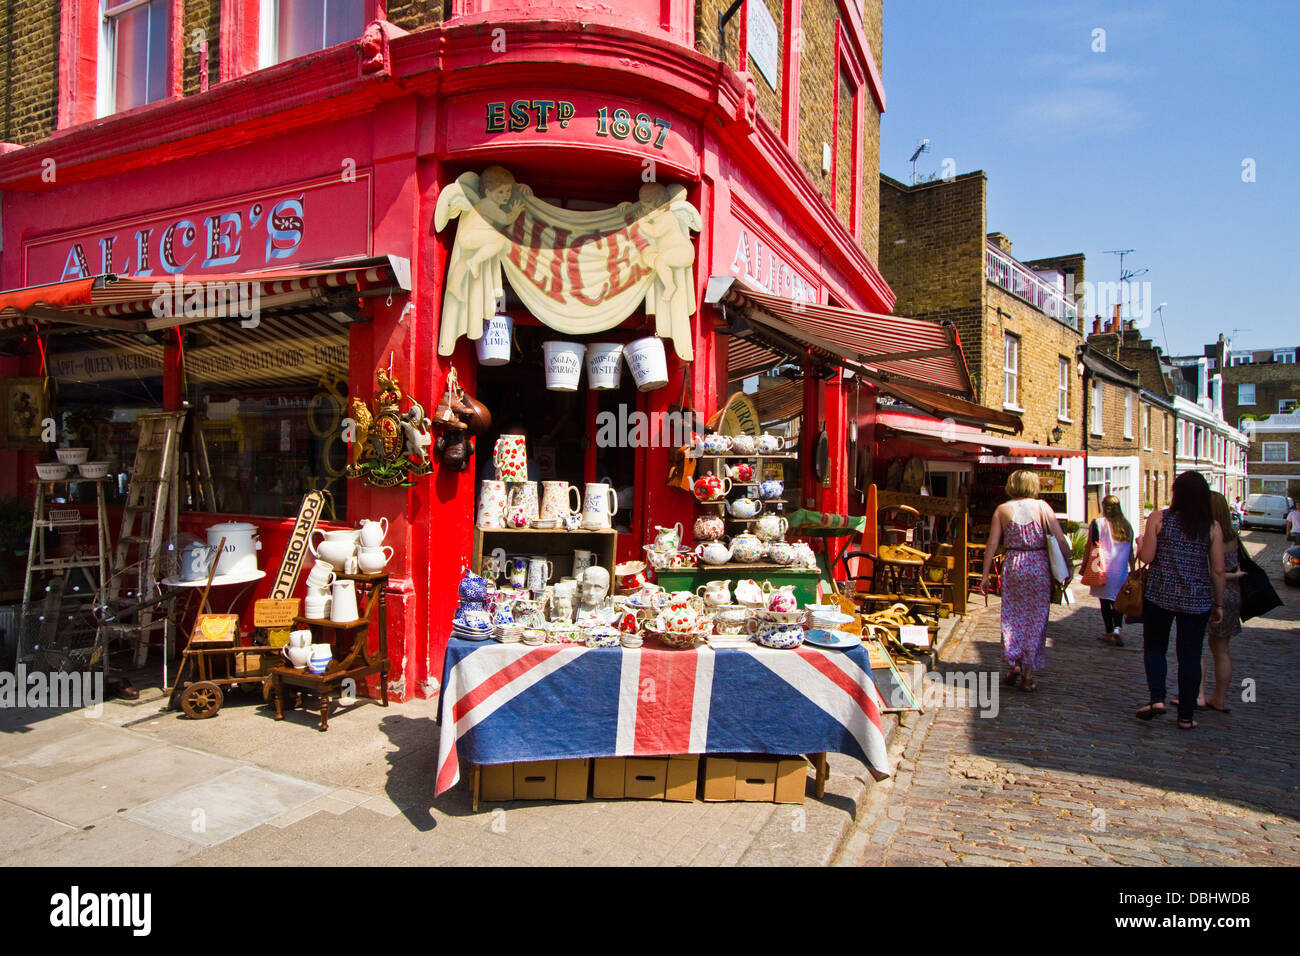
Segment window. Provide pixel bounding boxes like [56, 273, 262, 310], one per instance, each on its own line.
[99, 0, 171, 115]
[1280, 399, 1299, 414]
[1238, 383, 1256, 405]
[1142, 405, 1151, 449]
[1124, 392, 1134, 439]
[1162, 414, 1169, 453]
[1262, 442, 1288, 463]
[1261, 479, 1289, 494]
[1003, 334, 1020, 408]
[1274, 350, 1295, 364]
[1090, 382, 1104, 434]
[262, 0, 365, 66]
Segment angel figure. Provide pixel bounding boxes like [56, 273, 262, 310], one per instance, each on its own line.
[435, 167, 531, 355]
[635, 183, 698, 298]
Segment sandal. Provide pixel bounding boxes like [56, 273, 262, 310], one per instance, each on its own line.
[1135, 702, 1166, 720]
[1019, 676, 1036, 692]
[1004, 666, 1022, 686]
[1177, 719, 1198, 730]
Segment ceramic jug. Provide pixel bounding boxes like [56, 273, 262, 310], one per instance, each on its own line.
[481, 547, 508, 582]
[763, 583, 799, 613]
[308, 644, 334, 674]
[283, 644, 312, 669]
[477, 480, 508, 529]
[652, 522, 684, 552]
[540, 481, 582, 523]
[507, 481, 540, 527]
[330, 579, 360, 622]
[734, 579, 764, 608]
[358, 517, 389, 548]
[582, 482, 619, 530]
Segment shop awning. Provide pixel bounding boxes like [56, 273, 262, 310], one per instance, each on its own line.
[0, 255, 410, 334]
[869, 378, 1023, 434]
[707, 276, 975, 396]
[877, 412, 1085, 458]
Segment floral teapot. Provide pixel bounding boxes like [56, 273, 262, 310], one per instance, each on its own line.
[727, 496, 764, 519]
[729, 531, 765, 564]
[725, 461, 755, 483]
[765, 540, 796, 566]
[693, 515, 726, 541]
[695, 539, 733, 566]
[692, 473, 732, 502]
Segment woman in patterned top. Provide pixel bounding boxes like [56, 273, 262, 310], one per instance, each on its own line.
[1135, 471, 1226, 729]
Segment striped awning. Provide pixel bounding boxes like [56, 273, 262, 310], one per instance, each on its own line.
[0, 255, 409, 333]
[751, 379, 805, 423]
[707, 276, 974, 396]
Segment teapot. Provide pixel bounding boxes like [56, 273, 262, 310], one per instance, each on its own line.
[790, 541, 817, 570]
[757, 479, 785, 500]
[765, 540, 796, 566]
[753, 514, 788, 542]
[692, 473, 732, 502]
[727, 496, 764, 519]
[695, 539, 733, 566]
[652, 522, 684, 552]
[756, 433, 784, 454]
[729, 434, 757, 456]
[693, 515, 726, 541]
[179, 541, 218, 581]
[701, 432, 733, 455]
[729, 531, 765, 563]
[726, 461, 755, 483]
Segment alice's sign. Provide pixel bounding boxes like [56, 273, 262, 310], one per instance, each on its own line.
[23, 174, 373, 284]
[729, 226, 818, 302]
[434, 167, 702, 360]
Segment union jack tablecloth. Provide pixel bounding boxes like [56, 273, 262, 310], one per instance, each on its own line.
[435, 638, 891, 796]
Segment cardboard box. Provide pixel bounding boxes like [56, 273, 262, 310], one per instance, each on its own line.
[592, 757, 626, 799]
[513, 761, 557, 800]
[480, 763, 514, 802]
[555, 759, 590, 801]
[624, 758, 668, 799]
[665, 755, 699, 802]
[703, 755, 807, 804]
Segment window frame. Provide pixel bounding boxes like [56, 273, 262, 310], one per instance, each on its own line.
[1261, 442, 1288, 463]
[1090, 381, 1104, 435]
[1142, 404, 1151, 450]
[97, 0, 178, 118]
[1123, 391, 1134, 440]
[1238, 383, 1256, 405]
[1002, 332, 1020, 410]
[1057, 356, 1071, 421]
[259, 0, 375, 71]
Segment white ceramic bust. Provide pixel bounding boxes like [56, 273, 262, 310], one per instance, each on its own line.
[576, 566, 613, 622]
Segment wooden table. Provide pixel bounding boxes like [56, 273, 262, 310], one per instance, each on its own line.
[272, 573, 389, 731]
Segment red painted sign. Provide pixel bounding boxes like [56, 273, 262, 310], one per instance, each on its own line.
[444, 93, 698, 176]
[715, 215, 820, 302]
[22, 173, 374, 284]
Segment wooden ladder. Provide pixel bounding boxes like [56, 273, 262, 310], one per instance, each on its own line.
[110, 411, 186, 667]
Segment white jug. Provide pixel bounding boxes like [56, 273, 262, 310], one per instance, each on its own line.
[330, 579, 359, 623]
[582, 482, 619, 530]
[358, 517, 389, 549]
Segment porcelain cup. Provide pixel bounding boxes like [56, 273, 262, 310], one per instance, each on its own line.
[283, 645, 312, 669]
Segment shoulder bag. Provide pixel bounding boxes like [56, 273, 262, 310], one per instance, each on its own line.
[1042, 505, 1071, 584]
[1079, 518, 1109, 588]
[1238, 543, 1282, 621]
[1113, 562, 1147, 617]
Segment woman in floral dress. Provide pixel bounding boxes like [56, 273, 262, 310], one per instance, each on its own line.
[979, 470, 1074, 691]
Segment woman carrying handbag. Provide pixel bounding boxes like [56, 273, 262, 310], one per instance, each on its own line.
[1134, 472, 1226, 730]
[1084, 495, 1136, 646]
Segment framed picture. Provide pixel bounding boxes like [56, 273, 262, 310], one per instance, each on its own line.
[3, 378, 48, 447]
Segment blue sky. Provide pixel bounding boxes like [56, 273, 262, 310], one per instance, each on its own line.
[878, 0, 1298, 356]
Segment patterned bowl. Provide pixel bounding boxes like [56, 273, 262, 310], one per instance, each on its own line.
[78, 461, 110, 479]
[645, 624, 708, 650]
[35, 463, 70, 480]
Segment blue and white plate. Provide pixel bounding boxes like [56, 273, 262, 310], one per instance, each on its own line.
[802, 629, 862, 650]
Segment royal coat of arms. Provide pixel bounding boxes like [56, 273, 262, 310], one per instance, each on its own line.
[347, 368, 434, 487]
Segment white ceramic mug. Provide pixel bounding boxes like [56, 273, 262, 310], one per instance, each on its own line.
[582, 482, 619, 530]
[305, 560, 336, 590]
[357, 545, 394, 573]
[304, 592, 327, 620]
[358, 517, 389, 548]
[331, 579, 359, 623]
[308, 644, 333, 675]
[481, 547, 507, 582]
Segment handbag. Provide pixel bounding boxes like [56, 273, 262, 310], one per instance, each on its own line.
[1113, 564, 1147, 617]
[1079, 520, 1109, 588]
[1042, 510, 1070, 584]
[1238, 544, 1282, 621]
[665, 371, 697, 493]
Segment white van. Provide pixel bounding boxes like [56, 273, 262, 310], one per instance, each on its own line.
[1241, 493, 1289, 531]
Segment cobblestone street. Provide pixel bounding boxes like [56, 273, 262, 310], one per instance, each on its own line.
[838, 530, 1300, 866]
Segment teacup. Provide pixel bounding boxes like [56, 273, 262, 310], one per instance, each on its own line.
[713, 605, 749, 634]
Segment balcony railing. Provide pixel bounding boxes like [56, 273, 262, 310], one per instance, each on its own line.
[985, 242, 1079, 328]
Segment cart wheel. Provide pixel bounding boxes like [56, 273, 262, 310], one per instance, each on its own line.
[180, 681, 224, 719]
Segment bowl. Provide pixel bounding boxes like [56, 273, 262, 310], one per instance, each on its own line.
[55, 448, 89, 465]
[35, 463, 70, 480]
[754, 610, 807, 625]
[645, 624, 708, 650]
[78, 461, 110, 479]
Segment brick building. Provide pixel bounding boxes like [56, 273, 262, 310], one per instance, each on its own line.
[1218, 340, 1300, 497]
[878, 171, 1087, 519]
[1239, 411, 1300, 499]
[1163, 335, 1249, 502]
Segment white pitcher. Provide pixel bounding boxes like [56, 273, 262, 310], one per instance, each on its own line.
[582, 482, 619, 530]
[330, 579, 359, 622]
[359, 517, 389, 548]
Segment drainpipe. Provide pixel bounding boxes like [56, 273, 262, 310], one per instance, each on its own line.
[1080, 346, 1090, 521]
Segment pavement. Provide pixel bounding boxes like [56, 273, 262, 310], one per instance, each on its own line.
[835, 529, 1300, 867]
[0, 615, 953, 867]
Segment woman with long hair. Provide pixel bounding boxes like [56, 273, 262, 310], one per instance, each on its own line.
[1135, 471, 1226, 729]
[1090, 495, 1136, 646]
[979, 469, 1074, 692]
[1202, 492, 1246, 712]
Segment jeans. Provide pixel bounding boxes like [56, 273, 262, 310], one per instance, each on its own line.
[1099, 599, 1119, 633]
[1142, 598, 1210, 723]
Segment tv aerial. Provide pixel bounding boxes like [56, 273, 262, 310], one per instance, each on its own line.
[909, 139, 931, 185]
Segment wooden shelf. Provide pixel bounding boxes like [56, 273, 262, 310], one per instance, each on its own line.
[697, 453, 798, 460]
[474, 527, 617, 535]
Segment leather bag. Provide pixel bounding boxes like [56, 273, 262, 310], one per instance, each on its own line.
[1113, 564, 1147, 617]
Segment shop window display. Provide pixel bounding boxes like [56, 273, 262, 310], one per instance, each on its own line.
[48, 313, 349, 520]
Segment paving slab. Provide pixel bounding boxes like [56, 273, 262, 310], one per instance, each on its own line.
[123, 765, 332, 846]
[0, 800, 77, 855]
[6, 745, 239, 828]
[0, 722, 153, 782]
[7, 813, 202, 867]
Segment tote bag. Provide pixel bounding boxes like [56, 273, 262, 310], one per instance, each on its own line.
[1079, 519, 1109, 588]
[1042, 508, 1071, 584]
[1239, 544, 1282, 621]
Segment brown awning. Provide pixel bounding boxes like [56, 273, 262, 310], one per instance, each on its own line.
[876, 412, 1084, 458]
[707, 276, 975, 396]
[867, 377, 1023, 434]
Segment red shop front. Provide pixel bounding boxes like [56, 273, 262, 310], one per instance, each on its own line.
[0, 15, 921, 701]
